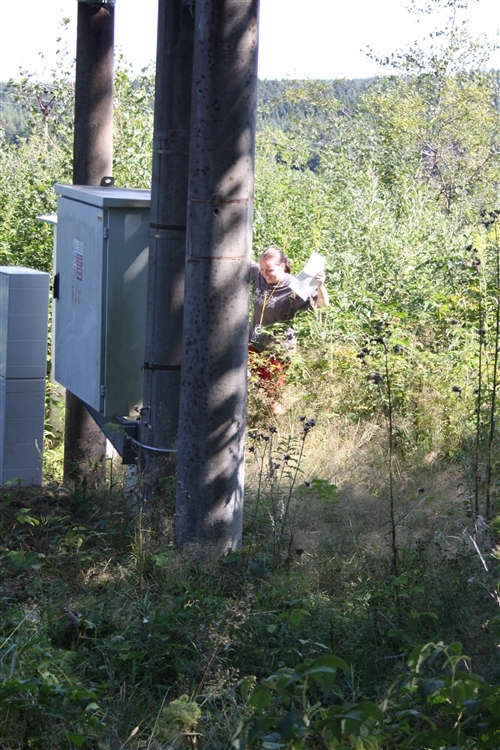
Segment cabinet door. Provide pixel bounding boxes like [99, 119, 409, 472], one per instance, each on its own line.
[104, 207, 149, 417]
[54, 198, 106, 411]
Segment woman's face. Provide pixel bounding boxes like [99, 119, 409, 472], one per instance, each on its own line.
[259, 257, 286, 285]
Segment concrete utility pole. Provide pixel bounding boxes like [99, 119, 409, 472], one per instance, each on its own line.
[141, 0, 195, 486]
[64, 0, 115, 482]
[175, 0, 260, 556]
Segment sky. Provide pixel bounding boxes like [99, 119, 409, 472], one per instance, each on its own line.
[0, 0, 499, 82]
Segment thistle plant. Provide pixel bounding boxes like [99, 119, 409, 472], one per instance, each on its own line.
[463, 222, 500, 518]
[246, 417, 318, 567]
[485, 220, 500, 518]
[473, 254, 485, 517]
[361, 318, 401, 577]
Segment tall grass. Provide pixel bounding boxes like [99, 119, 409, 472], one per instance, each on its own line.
[2, 373, 500, 748]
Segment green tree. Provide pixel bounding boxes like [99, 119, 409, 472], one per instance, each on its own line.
[0, 51, 154, 272]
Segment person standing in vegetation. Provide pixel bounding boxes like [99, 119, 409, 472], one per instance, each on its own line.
[249, 245, 329, 411]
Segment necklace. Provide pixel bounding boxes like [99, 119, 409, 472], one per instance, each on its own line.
[252, 280, 280, 343]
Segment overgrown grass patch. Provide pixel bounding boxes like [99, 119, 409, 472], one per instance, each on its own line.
[2, 416, 500, 748]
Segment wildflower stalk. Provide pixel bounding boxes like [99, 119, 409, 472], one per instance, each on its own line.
[381, 340, 398, 578]
[276, 421, 313, 562]
[485, 222, 500, 518]
[246, 432, 268, 566]
[135, 505, 145, 597]
[246, 420, 314, 568]
[366, 325, 398, 576]
[473, 264, 486, 517]
[474, 328, 483, 517]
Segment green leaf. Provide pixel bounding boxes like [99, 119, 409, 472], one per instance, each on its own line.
[250, 684, 273, 710]
[387, 628, 400, 637]
[220, 551, 241, 564]
[67, 732, 85, 747]
[240, 676, 257, 702]
[418, 677, 447, 700]
[289, 609, 310, 627]
[276, 708, 301, 740]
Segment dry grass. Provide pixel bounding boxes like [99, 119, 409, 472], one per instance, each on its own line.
[246, 397, 470, 557]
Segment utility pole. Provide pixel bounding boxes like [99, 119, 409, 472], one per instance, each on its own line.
[141, 0, 194, 486]
[175, 0, 260, 556]
[64, 0, 115, 483]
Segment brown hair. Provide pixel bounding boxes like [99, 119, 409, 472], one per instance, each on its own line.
[260, 245, 291, 274]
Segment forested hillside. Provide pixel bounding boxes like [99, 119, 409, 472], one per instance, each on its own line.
[2, 1, 500, 748]
[0, 76, 373, 142]
[258, 76, 375, 129]
[0, 83, 28, 141]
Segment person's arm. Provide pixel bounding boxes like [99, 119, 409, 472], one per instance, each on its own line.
[315, 271, 329, 308]
[250, 261, 260, 284]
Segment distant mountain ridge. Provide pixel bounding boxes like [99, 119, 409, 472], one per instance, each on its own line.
[0, 77, 377, 143]
[257, 77, 376, 130]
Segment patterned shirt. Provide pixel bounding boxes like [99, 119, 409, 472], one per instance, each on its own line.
[249, 262, 315, 351]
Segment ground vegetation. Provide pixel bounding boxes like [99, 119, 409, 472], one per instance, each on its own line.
[1, 1, 500, 747]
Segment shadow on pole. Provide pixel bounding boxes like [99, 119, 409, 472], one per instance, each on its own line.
[140, 0, 195, 493]
[175, 0, 260, 557]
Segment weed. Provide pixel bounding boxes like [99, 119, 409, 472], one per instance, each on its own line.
[245, 419, 337, 568]
[234, 642, 500, 749]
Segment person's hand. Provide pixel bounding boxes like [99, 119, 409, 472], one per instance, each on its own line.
[315, 271, 329, 308]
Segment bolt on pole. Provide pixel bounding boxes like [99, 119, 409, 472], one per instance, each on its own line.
[73, 0, 114, 185]
[175, 0, 260, 557]
[141, 0, 195, 489]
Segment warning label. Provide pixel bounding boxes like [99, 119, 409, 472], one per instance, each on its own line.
[73, 239, 83, 281]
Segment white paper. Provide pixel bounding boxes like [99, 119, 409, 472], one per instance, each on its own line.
[289, 251, 325, 301]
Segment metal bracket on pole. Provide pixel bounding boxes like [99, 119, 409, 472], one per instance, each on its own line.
[182, 0, 195, 16]
[82, 404, 139, 465]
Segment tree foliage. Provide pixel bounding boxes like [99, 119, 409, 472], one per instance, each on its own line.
[251, 0, 500, 499]
[254, 0, 500, 313]
[0, 49, 155, 271]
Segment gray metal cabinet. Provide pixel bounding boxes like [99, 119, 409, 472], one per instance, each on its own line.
[53, 184, 151, 418]
[0, 267, 49, 484]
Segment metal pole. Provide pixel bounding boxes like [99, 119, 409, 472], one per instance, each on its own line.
[175, 0, 260, 556]
[141, 0, 194, 487]
[64, 0, 115, 483]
